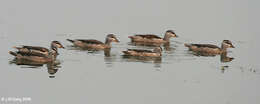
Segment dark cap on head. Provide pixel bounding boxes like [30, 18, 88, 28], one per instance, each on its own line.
[223, 40, 235, 48]
[107, 34, 119, 42]
[166, 30, 175, 34]
[52, 41, 64, 48]
[107, 34, 116, 38]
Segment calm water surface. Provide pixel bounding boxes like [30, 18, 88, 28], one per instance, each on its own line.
[0, 0, 259, 104]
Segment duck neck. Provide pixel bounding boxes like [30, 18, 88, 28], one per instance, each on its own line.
[49, 48, 58, 60]
[105, 38, 112, 46]
[49, 44, 58, 60]
[163, 34, 171, 42]
[221, 44, 228, 52]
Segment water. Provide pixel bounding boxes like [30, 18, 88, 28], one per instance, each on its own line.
[0, 0, 259, 104]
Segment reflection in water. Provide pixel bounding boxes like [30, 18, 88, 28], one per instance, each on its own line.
[104, 49, 117, 68]
[190, 52, 218, 57]
[187, 51, 235, 73]
[220, 52, 234, 63]
[163, 42, 176, 51]
[219, 53, 234, 73]
[67, 45, 117, 68]
[104, 49, 111, 57]
[188, 51, 235, 63]
[121, 55, 162, 68]
[46, 62, 61, 78]
[9, 59, 61, 78]
[221, 66, 229, 73]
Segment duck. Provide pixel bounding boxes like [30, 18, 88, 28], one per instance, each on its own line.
[184, 40, 235, 55]
[67, 34, 119, 50]
[128, 30, 178, 44]
[122, 47, 162, 57]
[9, 41, 64, 63]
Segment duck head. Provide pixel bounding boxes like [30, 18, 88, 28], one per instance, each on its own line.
[222, 40, 235, 49]
[164, 30, 178, 42]
[105, 34, 120, 44]
[51, 41, 65, 49]
[165, 30, 178, 38]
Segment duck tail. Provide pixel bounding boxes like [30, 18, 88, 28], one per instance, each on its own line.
[66, 39, 74, 43]
[9, 51, 17, 56]
[128, 36, 134, 39]
[122, 51, 130, 55]
[13, 46, 21, 49]
[184, 43, 191, 47]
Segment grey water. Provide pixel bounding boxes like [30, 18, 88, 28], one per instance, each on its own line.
[0, 0, 259, 104]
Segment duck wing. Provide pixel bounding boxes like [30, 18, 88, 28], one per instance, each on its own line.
[191, 44, 220, 49]
[19, 51, 48, 57]
[77, 39, 104, 44]
[135, 34, 162, 39]
[21, 46, 49, 52]
[13, 46, 49, 57]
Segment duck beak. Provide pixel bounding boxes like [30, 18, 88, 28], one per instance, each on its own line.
[172, 34, 178, 38]
[114, 38, 120, 43]
[60, 45, 65, 49]
[229, 44, 235, 48]
[231, 45, 235, 48]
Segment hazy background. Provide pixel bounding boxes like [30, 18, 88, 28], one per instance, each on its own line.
[0, 0, 259, 104]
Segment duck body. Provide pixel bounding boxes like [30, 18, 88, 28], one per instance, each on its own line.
[129, 35, 165, 43]
[9, 41, 64, 63]
[184, 44, 222, 55]
[67, 34, 119, 50]
[9, 51, 53, 63]
[67, 39, 110, 50]
[184, 40, 235, 56]
[13, 46, 50, 57]
[122, 47, 162, 57]
[129, 30, 178, 44]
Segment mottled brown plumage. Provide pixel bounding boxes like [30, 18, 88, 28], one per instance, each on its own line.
[9, 41, 64, 63]
[184, 40, 235, 55]
[134, 34, 162, 39]
[122, 47, 162, 57]
[76, 39, 104, 44]
[67, 34, 119, 50]
[129, 30, 178, 44]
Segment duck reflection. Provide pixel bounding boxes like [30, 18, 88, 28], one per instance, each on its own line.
[220, 52, 234, 62]
[163, 42, 176, 51]
[9, 59, 61, 78]
[121, 55, 162, 68]
[220, 66, 229, 73]
[188, 51, 234, 63]
[104, 49, 111, 57]
[103, 49, 118, 68]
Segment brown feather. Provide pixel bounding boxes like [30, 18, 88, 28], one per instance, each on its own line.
[77, 39, 104, 44]
[135, 34, 162, 39]
[191, 44, 220, 49]
[21, 46, 49, 52]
